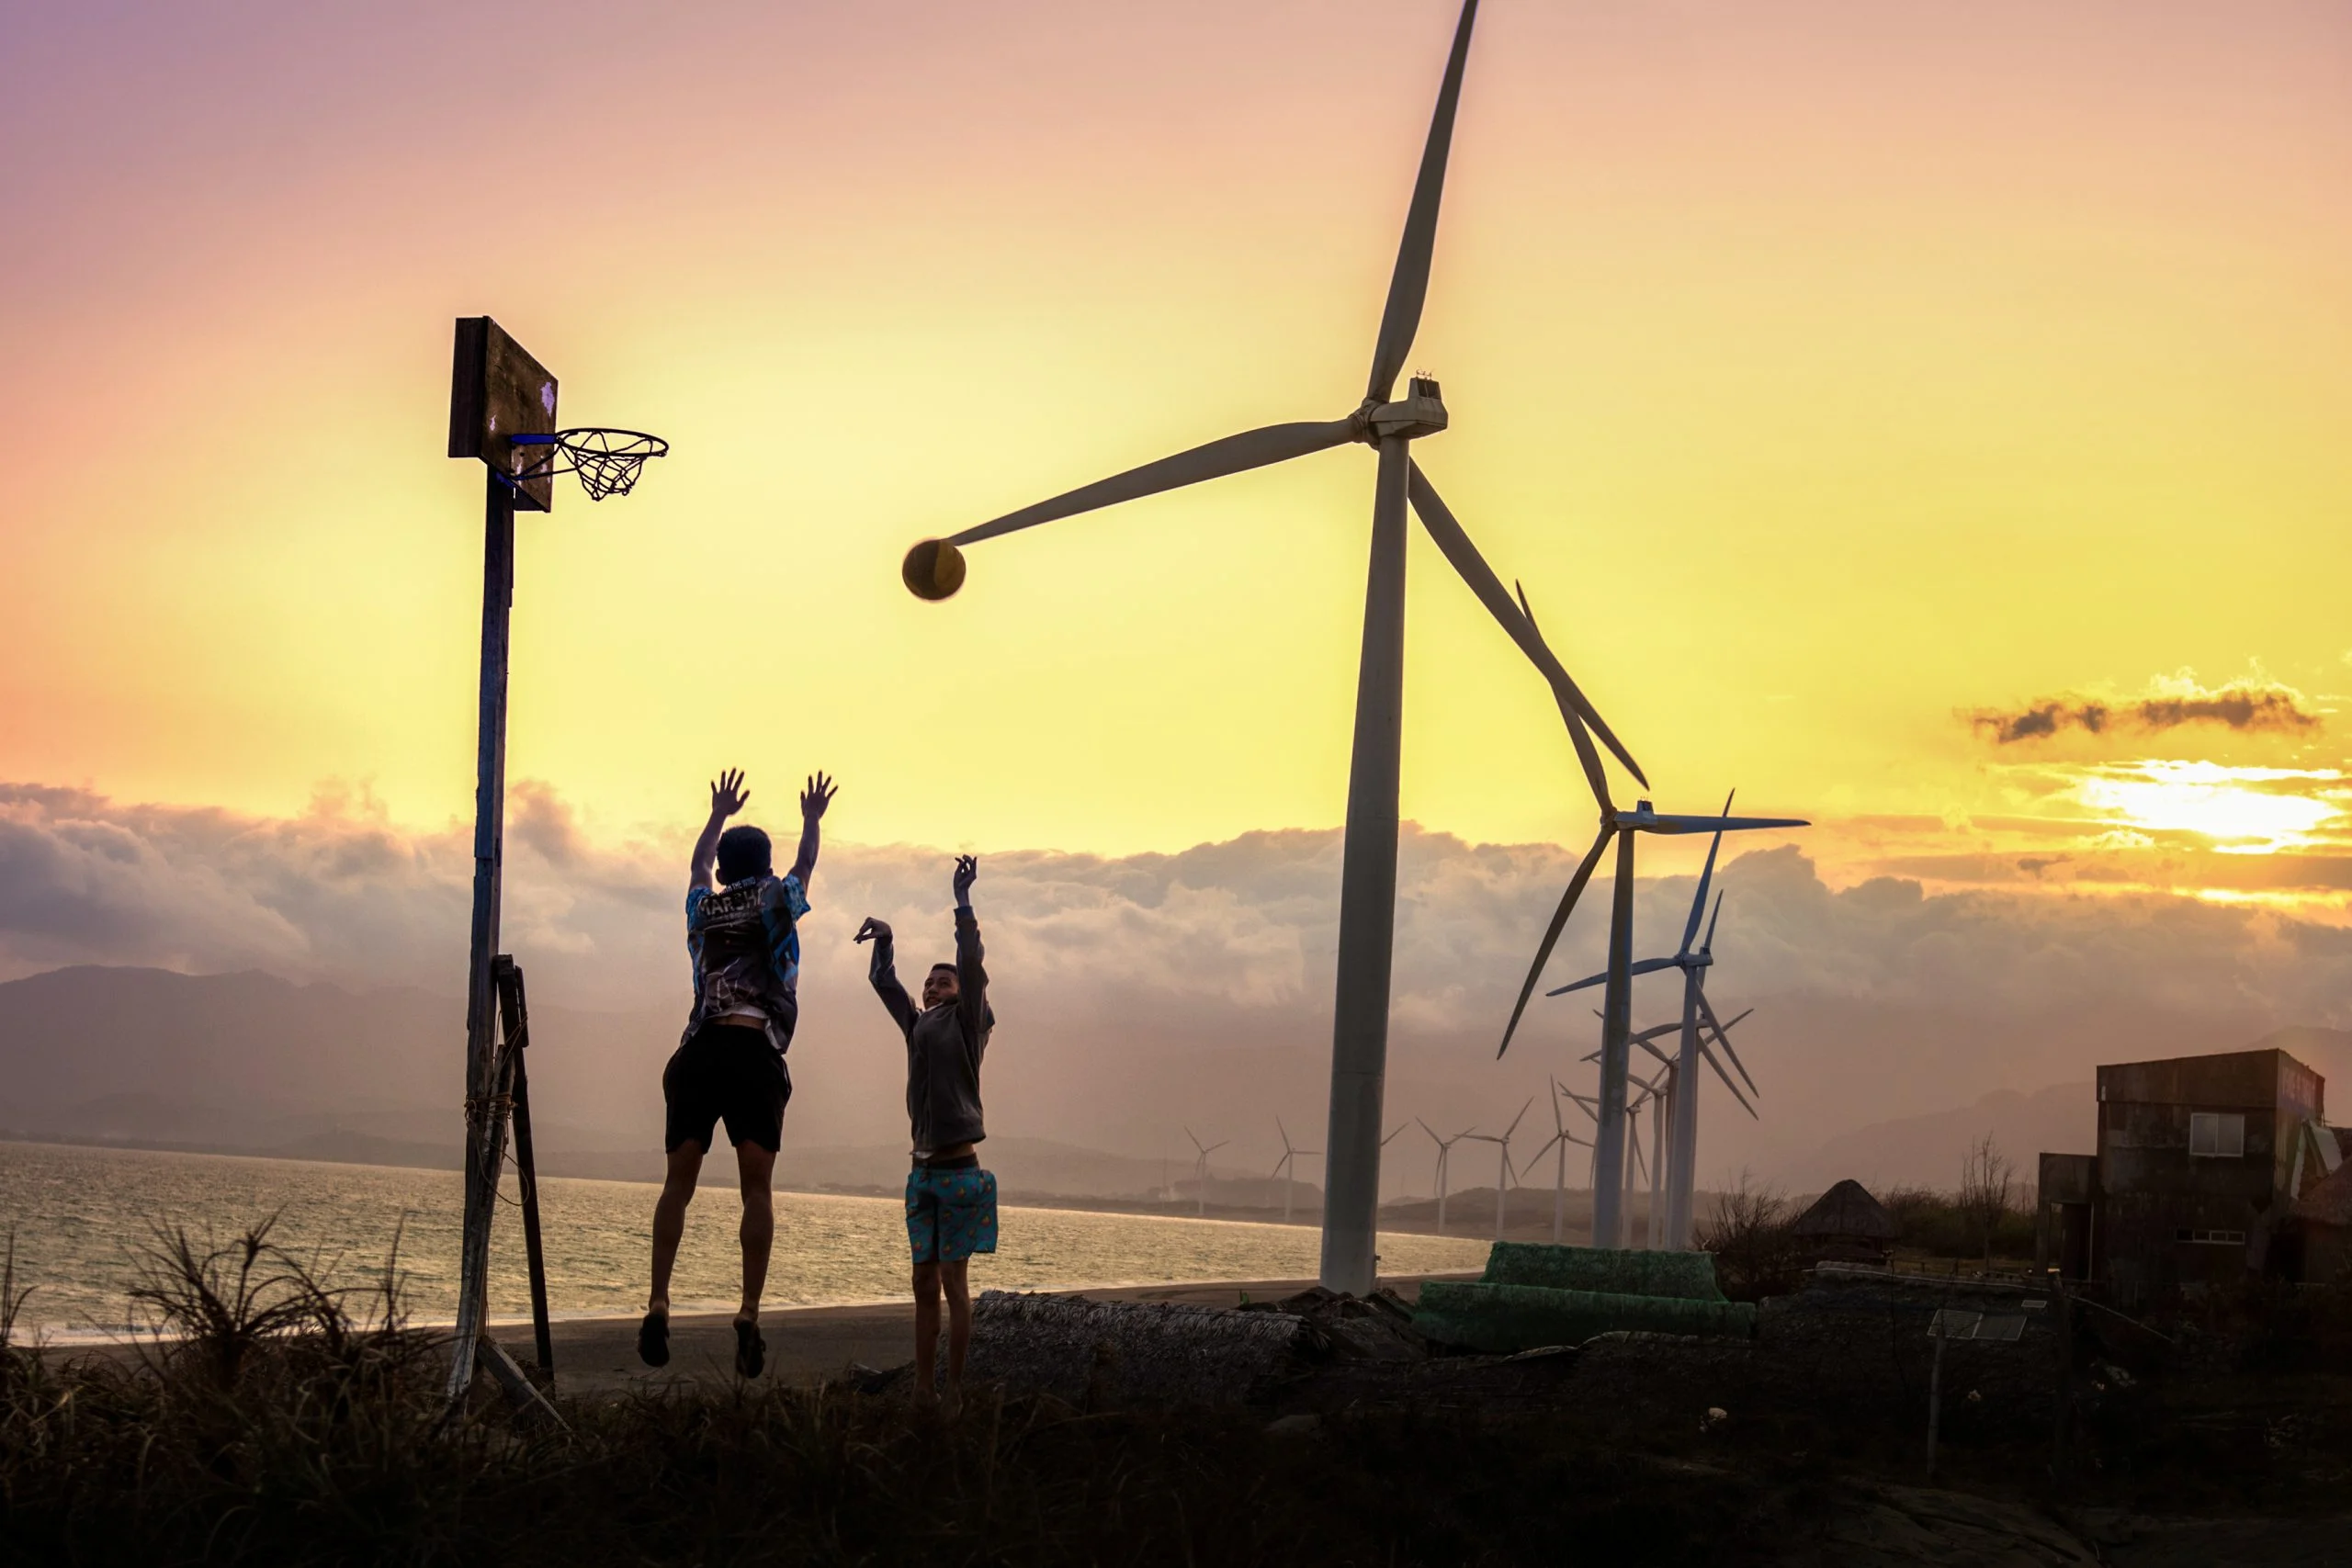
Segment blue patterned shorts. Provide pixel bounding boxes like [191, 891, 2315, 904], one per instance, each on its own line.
[905, 1166, 999, 1264]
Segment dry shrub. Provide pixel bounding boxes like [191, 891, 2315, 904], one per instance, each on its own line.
[1696, 1172, 1806, 1302]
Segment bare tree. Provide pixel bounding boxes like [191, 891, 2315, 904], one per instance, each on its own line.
[1695, 1168, 1804, 1301]
[1957, 1134, 2015, 1272]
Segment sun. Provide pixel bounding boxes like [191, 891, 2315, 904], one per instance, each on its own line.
[2069, 761, 2345, 854]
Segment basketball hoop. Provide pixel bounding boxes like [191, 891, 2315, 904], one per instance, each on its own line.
[507, 428, 669, 502]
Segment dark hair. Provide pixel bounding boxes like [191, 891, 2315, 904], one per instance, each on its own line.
[716, 825, 772, 885]
[928, 963, 959, 976]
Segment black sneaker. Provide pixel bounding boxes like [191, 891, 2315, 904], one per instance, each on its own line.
[637, 1310, 670, 1368]
[734, 1318, 766, 1378]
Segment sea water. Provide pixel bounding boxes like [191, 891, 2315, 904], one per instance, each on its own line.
[0, 1141, 1489, 1337]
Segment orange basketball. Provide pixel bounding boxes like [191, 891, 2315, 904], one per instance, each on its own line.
[901, 538, 967, 601]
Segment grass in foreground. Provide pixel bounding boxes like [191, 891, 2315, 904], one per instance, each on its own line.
[0, 1222, 1795, 1567]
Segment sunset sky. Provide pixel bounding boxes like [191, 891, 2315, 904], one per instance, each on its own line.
[4, 0, 2349, 910]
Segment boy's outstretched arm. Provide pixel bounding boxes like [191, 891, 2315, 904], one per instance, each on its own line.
[691, 769, 749, 890]
[952, 855, 988, 1035]
[790, 772, 836, 887]
[855, 917, 917, 1034]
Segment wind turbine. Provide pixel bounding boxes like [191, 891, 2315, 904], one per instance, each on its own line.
[1551, 810, 1766, 1249]
[1185, 1127, 1227, 1220]
[895, 0, 1640, 1297]
[1494, 742, 1804, 1247]
[1418, 1119, 1473, 1235]
[1525, 1077, 1595, 1243]
[1271, 1118, 1323, 1226]
[1460, 1098, 1533, 1242]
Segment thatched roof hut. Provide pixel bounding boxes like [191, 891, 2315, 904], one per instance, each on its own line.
[1792, 1179, 1899, 1244]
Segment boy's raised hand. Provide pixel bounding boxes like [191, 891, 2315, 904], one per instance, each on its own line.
[853, 917, 890, 944]
[709, 768, 749, 818]
[953, 854, 978, 904]
[801, 772, 837, 819]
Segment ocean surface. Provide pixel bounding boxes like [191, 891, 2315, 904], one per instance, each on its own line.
[0, 1141, 1490, 1337]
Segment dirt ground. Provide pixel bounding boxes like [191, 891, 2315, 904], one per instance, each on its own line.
[531, 1275, 1463, 1396]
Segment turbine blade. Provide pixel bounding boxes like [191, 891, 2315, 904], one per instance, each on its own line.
[1634, 1035, 1675, 1069]
[1702, 889, 1725, 955]
[1696, 990, 1762, 1099]
[1697, 1038, 1758, 1119]
[1498, 822, 1613, 1056]
[1516, 584, 1623, 814]
[947, 420, 1357, 547]
[1679, 791, 1734, 956]
[1544, 955, 1678, 996]
[1639, 813, 1810, 835]
[1505, 1097, 1532, 1140]
[1365, 0, 1481, 403]
[1408, 465, 1647, 795]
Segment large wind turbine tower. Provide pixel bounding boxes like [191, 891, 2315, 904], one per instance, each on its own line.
[897, 0, 1640, 1293]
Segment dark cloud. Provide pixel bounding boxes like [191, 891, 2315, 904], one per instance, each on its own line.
[1971, 682, 2318, 745]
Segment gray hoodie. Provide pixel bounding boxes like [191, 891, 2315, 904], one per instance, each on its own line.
[868, 907, 992, 1155]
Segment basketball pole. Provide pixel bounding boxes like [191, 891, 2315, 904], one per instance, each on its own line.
[446, 469, 516, 1407]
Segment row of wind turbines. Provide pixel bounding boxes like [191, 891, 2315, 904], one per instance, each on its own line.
[899, 0, 1807, 1282]
[1182, 815, 1777, 1250]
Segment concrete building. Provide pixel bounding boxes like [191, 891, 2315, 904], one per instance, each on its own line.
[2037, 1047, 2336, 1307]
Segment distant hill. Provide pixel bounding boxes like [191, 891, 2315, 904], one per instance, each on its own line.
[0, 964, 674, 1155]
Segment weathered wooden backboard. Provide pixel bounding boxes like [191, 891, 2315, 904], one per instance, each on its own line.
[448, 317, 560, 512]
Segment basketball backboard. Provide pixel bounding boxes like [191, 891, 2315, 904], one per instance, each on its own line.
[448, 317, 560, 512]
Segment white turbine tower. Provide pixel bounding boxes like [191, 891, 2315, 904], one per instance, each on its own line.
[896, 0, 1645, 1296]
[1271, 1118, 1323, 1225]
[1185, 1127, 1227, 1220]
[1417, 1119, 1473, 1235]
[1460, 1099, 1533, 1242]
[1552, 809, 1767, 1248]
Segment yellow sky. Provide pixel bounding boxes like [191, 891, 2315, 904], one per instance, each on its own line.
[2, 0, 2347, 902]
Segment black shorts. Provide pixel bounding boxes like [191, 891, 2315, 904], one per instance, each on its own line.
[662, 1022, 790, 1153]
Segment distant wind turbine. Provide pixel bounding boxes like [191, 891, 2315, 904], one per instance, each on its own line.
[1271, 1119, 1323, 1226]
[895, 0, 1640, 1296]
[1417, 1119, 1474, 1235]
[1185, 1127, 1227, 1220]
[1525, 1078, 1594, 1244]
[1460, 1099, 1533, 1242]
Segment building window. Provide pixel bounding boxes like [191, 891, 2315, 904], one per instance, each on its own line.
[2174, 1228, 2247, 1246]
[2189, 1112, 2245, 1158]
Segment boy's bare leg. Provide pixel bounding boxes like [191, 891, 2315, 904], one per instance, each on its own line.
[649, 1142, 705, 1314]
[943, 1259, 972, 1393]
[912, 1261, 941, 1401]
[735, 1140, 776, 1322]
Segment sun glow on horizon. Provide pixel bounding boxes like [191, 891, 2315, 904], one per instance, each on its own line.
[2066, 761, 2346, 855]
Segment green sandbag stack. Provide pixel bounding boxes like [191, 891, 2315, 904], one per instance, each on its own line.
[1412, 1243, 1756, 1354]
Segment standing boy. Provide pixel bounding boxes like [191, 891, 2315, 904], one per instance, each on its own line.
[854, 854, 994, 1407]
[641, 766, 835, 1377]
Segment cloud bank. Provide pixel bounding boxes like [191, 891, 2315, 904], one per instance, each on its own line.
[7, 781, 2352, 1184]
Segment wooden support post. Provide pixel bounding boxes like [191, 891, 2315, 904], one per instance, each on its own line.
[446, 470, 516, 1409]
[496, 956, 555, 1382]
[478, 1335, 568, 1433]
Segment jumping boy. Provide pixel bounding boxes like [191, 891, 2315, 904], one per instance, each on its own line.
[641, 766, 834, 1377]
[854, 854, 993, 1408]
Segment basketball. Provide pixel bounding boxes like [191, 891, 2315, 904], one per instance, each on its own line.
[901, 538, 967, 601]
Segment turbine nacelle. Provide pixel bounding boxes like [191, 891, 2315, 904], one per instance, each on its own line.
[1363, 375, 1450, 443]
